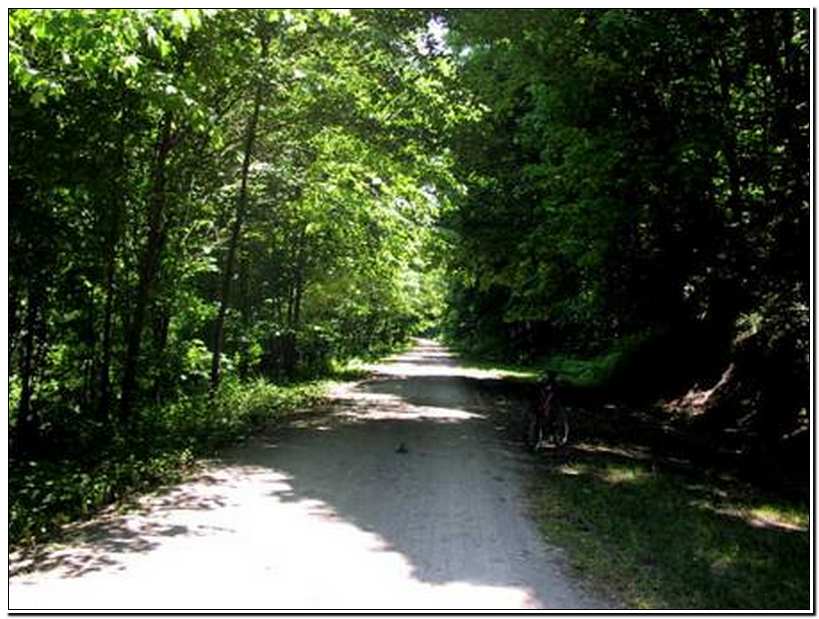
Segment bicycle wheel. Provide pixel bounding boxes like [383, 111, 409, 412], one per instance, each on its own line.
[548, 403, 570, 446]
[526, 412, 544, 451]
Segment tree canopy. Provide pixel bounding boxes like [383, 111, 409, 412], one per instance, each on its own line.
[10, 8, 461, 443]
[440, 8, 809, 450]
[8, 8, 810, 542]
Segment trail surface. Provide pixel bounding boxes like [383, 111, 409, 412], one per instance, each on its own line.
[9, 340, 606, 610]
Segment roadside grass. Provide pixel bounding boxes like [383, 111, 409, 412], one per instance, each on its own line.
[449, 331, 663, 390]
[529, 445, 810, 610]
[451, 346, 620, 387]
[456, 341, 810, 609]
[447, 349, 541, 380]
[326, 357, 374, 381]
[539, 351, 621, 389]
[371, 337, 421, 364]
[9, 361, 373, 547]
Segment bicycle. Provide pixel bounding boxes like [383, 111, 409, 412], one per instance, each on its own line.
[526, 372, 569, 450]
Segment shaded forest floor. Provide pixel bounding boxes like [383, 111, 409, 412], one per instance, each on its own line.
[456, 347, 809, 498]
[463, 361, 810, 609]
[8, 363, 376, 548]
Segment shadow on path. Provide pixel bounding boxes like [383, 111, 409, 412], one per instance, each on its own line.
[9, 340, 603, 610]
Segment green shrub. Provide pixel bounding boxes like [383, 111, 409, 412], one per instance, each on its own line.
[9, 376, 331, 546]
[542, 330, 659, 391]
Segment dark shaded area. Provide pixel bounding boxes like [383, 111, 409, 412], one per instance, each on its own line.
[528, 442, 809, 609]
[427, 368, 810, 499]
[441, 8, 809, 499]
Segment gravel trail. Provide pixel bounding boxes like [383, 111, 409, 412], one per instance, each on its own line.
[9, 339, 606, 610]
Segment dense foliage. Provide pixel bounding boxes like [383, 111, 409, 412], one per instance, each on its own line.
[440, 9, 809, 463]
[8, 9, 460, 541]
[9, 9, 455, 449]
[7, 9, 810, 541]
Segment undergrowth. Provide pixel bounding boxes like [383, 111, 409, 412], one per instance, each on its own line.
[9, 368, 365, 547]
[529, 447, 809, 610]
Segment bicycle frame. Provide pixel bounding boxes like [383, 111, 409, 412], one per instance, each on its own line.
[527, 380, 569, 450]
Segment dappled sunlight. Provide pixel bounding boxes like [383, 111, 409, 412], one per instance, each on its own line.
[10, 340, 599, 610]
[332, 384, 485, 422]
[600, 465, 650, 485]
[339, 403, 485, 422]
[533, 438, 810, 609]
[570, 442, 652, 462]
[556, 463, 588, 477]
[747, 506, 808, 532]
[365, 338, 515, 381]
[552, 459, 648, 486]
[10, 458, 548, 609]
[687, 500, 809, 534]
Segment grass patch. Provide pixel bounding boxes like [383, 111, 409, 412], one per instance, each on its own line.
[448, 330, 662, 391]
[326, 357, 374, 381]
[450, 345, 623, 387]
[529, 446, 810, 609]
[448, 349, 541, 380]
[539, 351, 621, 389]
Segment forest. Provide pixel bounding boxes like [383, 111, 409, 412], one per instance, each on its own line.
[8, 5, 810, 572]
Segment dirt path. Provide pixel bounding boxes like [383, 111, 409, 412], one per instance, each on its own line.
[9, 340, 606, 610]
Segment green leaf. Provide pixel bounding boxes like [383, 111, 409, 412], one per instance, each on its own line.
[30, 89, 47, 107]
[156, 35, 171, 58]
[122, 53, 140, 73]
[29, 21, 47, 41]
[170, 9, 191, 39]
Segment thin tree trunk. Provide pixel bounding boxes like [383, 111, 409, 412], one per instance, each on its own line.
[9, 278, 20, 360]
[151, 307, 171, 403]
[714, 41, 743, 214]
[98, 105, 127, 420]
[16, 286, 43, 454]
[98, 235, 118, 418]
[292, 227, 307, 331]
[238, 252, 251, 380]
[82, 289, 97, 410]
[119, 112, 175, 423]
[286, 278, 294, 327]
[210, 34, 269, 393]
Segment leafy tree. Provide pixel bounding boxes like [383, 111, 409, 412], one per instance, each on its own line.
[441, 9, 809, 453]
[9, 8, 458, 455]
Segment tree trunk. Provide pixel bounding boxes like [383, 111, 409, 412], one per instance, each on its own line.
[714, 48, 742, 213]
[119, 112, 175, 423]
[98, 108, 127, 420]
[16, 285, 44, 454]
[97, 236, 118, 419]
[9, 278, 21, 361]
[210, 34, 269, 393]
[151, 307, 171, 404]
[238, 252, 251, 380]
[292, 227, 307, 331]
[82, 288, 97, 411]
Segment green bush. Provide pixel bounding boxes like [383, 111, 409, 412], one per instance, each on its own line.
[540, 331, 655, 390]
[9, 449, 194, 544]
[9, 376, 330, 546]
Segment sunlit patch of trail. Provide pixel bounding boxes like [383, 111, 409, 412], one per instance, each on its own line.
[10, 339, 603, 611]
